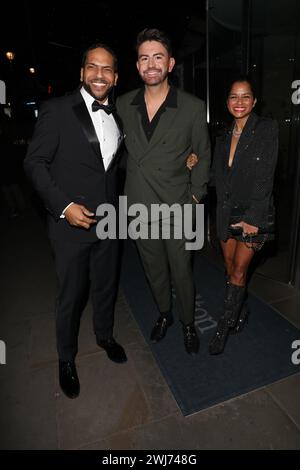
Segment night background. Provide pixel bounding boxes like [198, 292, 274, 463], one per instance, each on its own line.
[0, 0, 206, 105]
[1, 0, 300, 453]
[1, 0, 300, 286]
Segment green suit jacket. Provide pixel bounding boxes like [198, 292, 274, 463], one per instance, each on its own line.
[117, 87, 211, 214]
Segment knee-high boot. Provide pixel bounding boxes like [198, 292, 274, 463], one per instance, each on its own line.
[225, 273, 249, 334]
[209, 283, 245, 355]
[230, 299, 249, 334]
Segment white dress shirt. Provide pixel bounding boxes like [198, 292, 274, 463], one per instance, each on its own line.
[80, 87, 120, 170]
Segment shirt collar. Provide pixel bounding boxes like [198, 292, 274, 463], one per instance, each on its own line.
[131, 85, 177, 108]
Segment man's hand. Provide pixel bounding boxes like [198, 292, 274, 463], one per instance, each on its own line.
[186, 152, 198, 170]
[64, 203, 97, 229]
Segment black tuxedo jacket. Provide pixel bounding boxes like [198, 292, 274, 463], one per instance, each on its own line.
[24, 90, 123, 243]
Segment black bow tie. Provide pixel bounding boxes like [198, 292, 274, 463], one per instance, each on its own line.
[92, 100, 115, 115]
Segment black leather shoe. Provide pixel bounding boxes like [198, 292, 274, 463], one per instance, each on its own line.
[59, 361, 80, 399]
[97, 337, 127, 363]
[150, 315, 173, 343]
[182, 324, 199, 355]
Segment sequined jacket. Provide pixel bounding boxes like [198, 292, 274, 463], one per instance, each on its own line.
[211, 112, 278, 241]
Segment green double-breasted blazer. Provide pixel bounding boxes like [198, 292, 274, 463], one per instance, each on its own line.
[116, 87, 211, 213]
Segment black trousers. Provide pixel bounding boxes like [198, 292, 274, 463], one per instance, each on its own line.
[50, 237, 119, 361]
[134, 218, 195, 325]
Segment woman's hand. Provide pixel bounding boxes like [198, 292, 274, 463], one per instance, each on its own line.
[230, 221, 259, 236]
[186, 152, 198, 170]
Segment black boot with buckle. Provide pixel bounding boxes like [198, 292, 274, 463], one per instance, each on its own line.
[225, 273, 249, 335]
[209, 283, 245, 355]
[230, 301, 249, 334]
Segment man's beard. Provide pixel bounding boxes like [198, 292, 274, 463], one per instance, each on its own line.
[82, 82, 112, 101]
[142, 69, 168, 86]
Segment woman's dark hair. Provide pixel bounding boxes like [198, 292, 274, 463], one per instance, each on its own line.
[226, 76, 256, 99]
[136, 28, 172, 56]
[81, 42, 118, 71]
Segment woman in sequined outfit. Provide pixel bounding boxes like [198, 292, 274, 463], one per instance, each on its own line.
[209, 77, 278, 355]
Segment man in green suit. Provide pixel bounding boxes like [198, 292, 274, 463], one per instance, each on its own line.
[117, 28, 211, 355]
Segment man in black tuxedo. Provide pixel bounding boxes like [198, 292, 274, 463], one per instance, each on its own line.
[24, 43, 127, 399]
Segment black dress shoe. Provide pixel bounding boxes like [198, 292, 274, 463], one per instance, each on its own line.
[59, 361, 80, 399]
[150, 315, 173, 343]
[97, 337, 127, 363]
[182, 324, 200, 355]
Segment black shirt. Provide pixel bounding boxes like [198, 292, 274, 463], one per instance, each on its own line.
[131, 85, 177, 141]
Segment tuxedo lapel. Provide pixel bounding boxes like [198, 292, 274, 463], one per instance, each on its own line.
[105, 109, 125, 172]
[72, 92, 105, 170]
